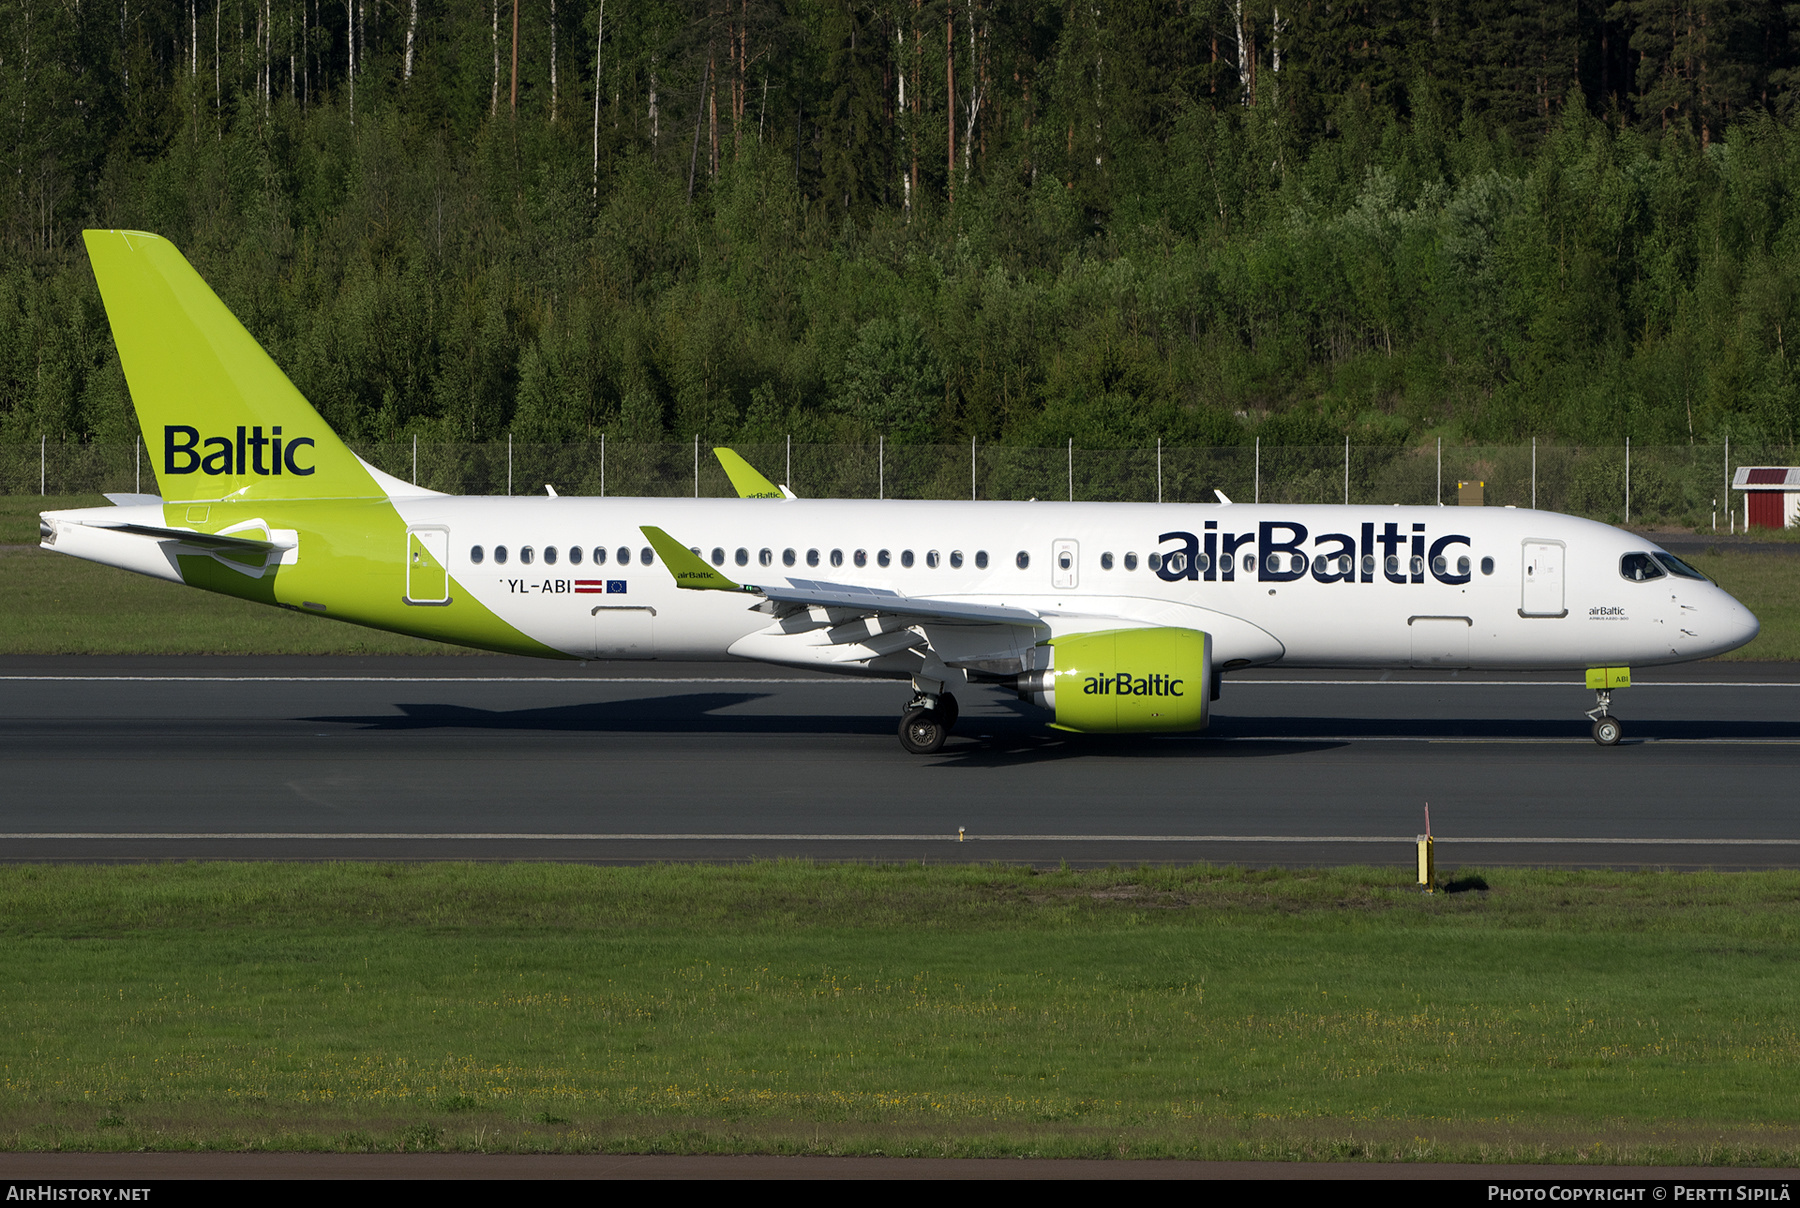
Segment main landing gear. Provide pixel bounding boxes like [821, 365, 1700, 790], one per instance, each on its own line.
[1586, 690, 1623, 746]
[898, 690, 959, 755]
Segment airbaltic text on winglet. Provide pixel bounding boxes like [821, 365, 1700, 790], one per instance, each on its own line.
[164, 424, 315, 476]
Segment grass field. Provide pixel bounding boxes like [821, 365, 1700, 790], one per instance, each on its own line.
[5, 496, 1796, 658]
[2, 862, 1798, 1163]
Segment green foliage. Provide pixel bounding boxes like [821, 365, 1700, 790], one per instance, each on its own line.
[3, 1, 1800, 452]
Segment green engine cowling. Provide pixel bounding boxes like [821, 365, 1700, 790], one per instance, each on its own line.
[1017, 627, 1212, 734]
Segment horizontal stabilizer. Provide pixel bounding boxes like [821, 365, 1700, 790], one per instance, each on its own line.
[87, 520, 277, 551]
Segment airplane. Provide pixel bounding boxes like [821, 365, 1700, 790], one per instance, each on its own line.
[39, 230, 1761, 752]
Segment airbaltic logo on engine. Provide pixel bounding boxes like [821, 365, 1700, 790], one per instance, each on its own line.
[1084, 673, 1184, 697]
[164, 425, 316, 476]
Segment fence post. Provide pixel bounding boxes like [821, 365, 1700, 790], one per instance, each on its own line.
[1436, 437, 1442, 506]
[1254, 437, 1259, 504]
[694, 434, 699, 498]
[1157, 437, 1162, 503]
[971, 436, 976, 501]
[40, 435, 45, 496]
[1532, 437, 1537, 510]
[507, 433, 512, 496]
[136, 435, 141, 495]
[1724, 436, 1730, 532]
[601, 433, 605, 499]
[1067, 437, 1072, 502]
[786, 434, 791, 493]
[879, 435, 884, 501]
[1343, 435, 1349, 505]
[1625, 436, 1631, 525]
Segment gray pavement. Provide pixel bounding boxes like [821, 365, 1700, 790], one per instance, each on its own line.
[2, 656, 1797, 867]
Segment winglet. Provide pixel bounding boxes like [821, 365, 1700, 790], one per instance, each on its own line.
[1214, 489, 1233, 505]
[713, 448, 787, 499]
[639, 526, 755, 592]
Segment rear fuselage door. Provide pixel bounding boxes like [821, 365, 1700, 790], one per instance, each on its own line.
[405, 526, 450, 604]
[1520, 539, 1566, 617]
[1052, 539, 1079, 590]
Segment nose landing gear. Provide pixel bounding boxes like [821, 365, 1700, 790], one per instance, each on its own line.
[1586, 690, 1623, 745]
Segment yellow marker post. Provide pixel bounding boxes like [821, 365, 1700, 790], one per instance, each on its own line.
[1417, 803, 1436, 893]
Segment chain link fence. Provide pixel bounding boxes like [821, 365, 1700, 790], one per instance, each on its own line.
[5, 437, 1789, 528]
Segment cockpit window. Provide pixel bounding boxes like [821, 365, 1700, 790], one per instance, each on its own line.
[1653, 552, 1710, 581]
[1619, 552, 1666, 582]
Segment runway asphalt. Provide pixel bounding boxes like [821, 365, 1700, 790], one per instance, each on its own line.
[2, 655, 1798, 868]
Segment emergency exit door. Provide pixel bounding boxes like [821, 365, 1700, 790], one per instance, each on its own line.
[405, 526, 450, 604]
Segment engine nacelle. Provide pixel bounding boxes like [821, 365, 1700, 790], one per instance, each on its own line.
[1014, 627, 1211, 734]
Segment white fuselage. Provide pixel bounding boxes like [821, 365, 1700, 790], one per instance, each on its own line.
[389, 496, 1758, 673]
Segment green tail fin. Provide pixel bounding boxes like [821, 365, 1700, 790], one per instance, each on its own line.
[713, 448, 788, 498]
[83, 230, 382, 503]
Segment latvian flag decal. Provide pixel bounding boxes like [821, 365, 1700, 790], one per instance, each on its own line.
[575, 580, 625, 594]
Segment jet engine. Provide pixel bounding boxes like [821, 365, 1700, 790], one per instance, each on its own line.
[1010, 627, 1211, 733]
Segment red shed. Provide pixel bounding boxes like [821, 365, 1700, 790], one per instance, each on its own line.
[1732, 466, 1800, 530]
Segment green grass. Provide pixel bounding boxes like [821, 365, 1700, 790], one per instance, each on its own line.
[2, 862, 1798, 1163]
[5, 497, 1796, 659]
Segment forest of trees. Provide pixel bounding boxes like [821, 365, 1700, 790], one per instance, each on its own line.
[4, 0, 1800, 454]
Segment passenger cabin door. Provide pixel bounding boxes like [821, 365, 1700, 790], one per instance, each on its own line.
[405, 526, 450, 605]
[1520, 539, 1566, 618]
[1052, 539, 1079, 590]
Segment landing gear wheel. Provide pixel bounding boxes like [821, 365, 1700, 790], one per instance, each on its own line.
[936, 692, 959, 730]
[899, 708, 948, 755]
[1591, 716, 1623, 746]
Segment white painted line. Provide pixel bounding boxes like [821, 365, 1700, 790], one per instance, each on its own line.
[1232, 680, 1800, 688]
[3, 833, 1796, 844]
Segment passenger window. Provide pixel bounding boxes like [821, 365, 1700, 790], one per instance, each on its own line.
[830, 549, 844, 568]
[1457, 555, 1470, 576]
[1480, 556, 1494, 575]
[1059, 551, 1073, 570]
[711, 547, 725, 567]
[1336, 554, 1351, 576]
[1100, 552, 1114, 570]
[1362, 554, 1375, 577]
[1197, 553, 1213, 574]
[569, 546, 583, 565]
[1312, 554, 1328, 576]
[1123, 552, 1137, 570]
[975, 551, 988, 569]
[1431, 555, 1447, 576]
[759, 548, 772, 567]
[1291, 553, 1305, 573]
[544, 546, 558, 566]
[950, 550, 963, 568]
[878, 550, 891, 567]
[806, 549, 820, 568]
[1385, 554, 1399, 577]
[735, 548, 749, 566]
[783, 548, 796, 567]
[521, 546, 535, 565]
[594, 547, 607, 566]
[1410, 555, 1424, 577]
[616, 547, 630, 566]
[640, 547, 654, 565]
[854, 549, 867, 568]
[495, 545, 509, 565]
[1264, 553, 1279, 575]
[901, 550, 915, 568]
[1620, 552, 1666, 582]
[1242, 552, 1255, 573]
[926, 550, 940, 568]
[470, 545, 485, 565]
[1015, 550, 1030, 570]
[1148, 552, 1163, 571]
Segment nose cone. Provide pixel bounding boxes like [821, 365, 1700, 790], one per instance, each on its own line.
[1710, 587, 1761, 656]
